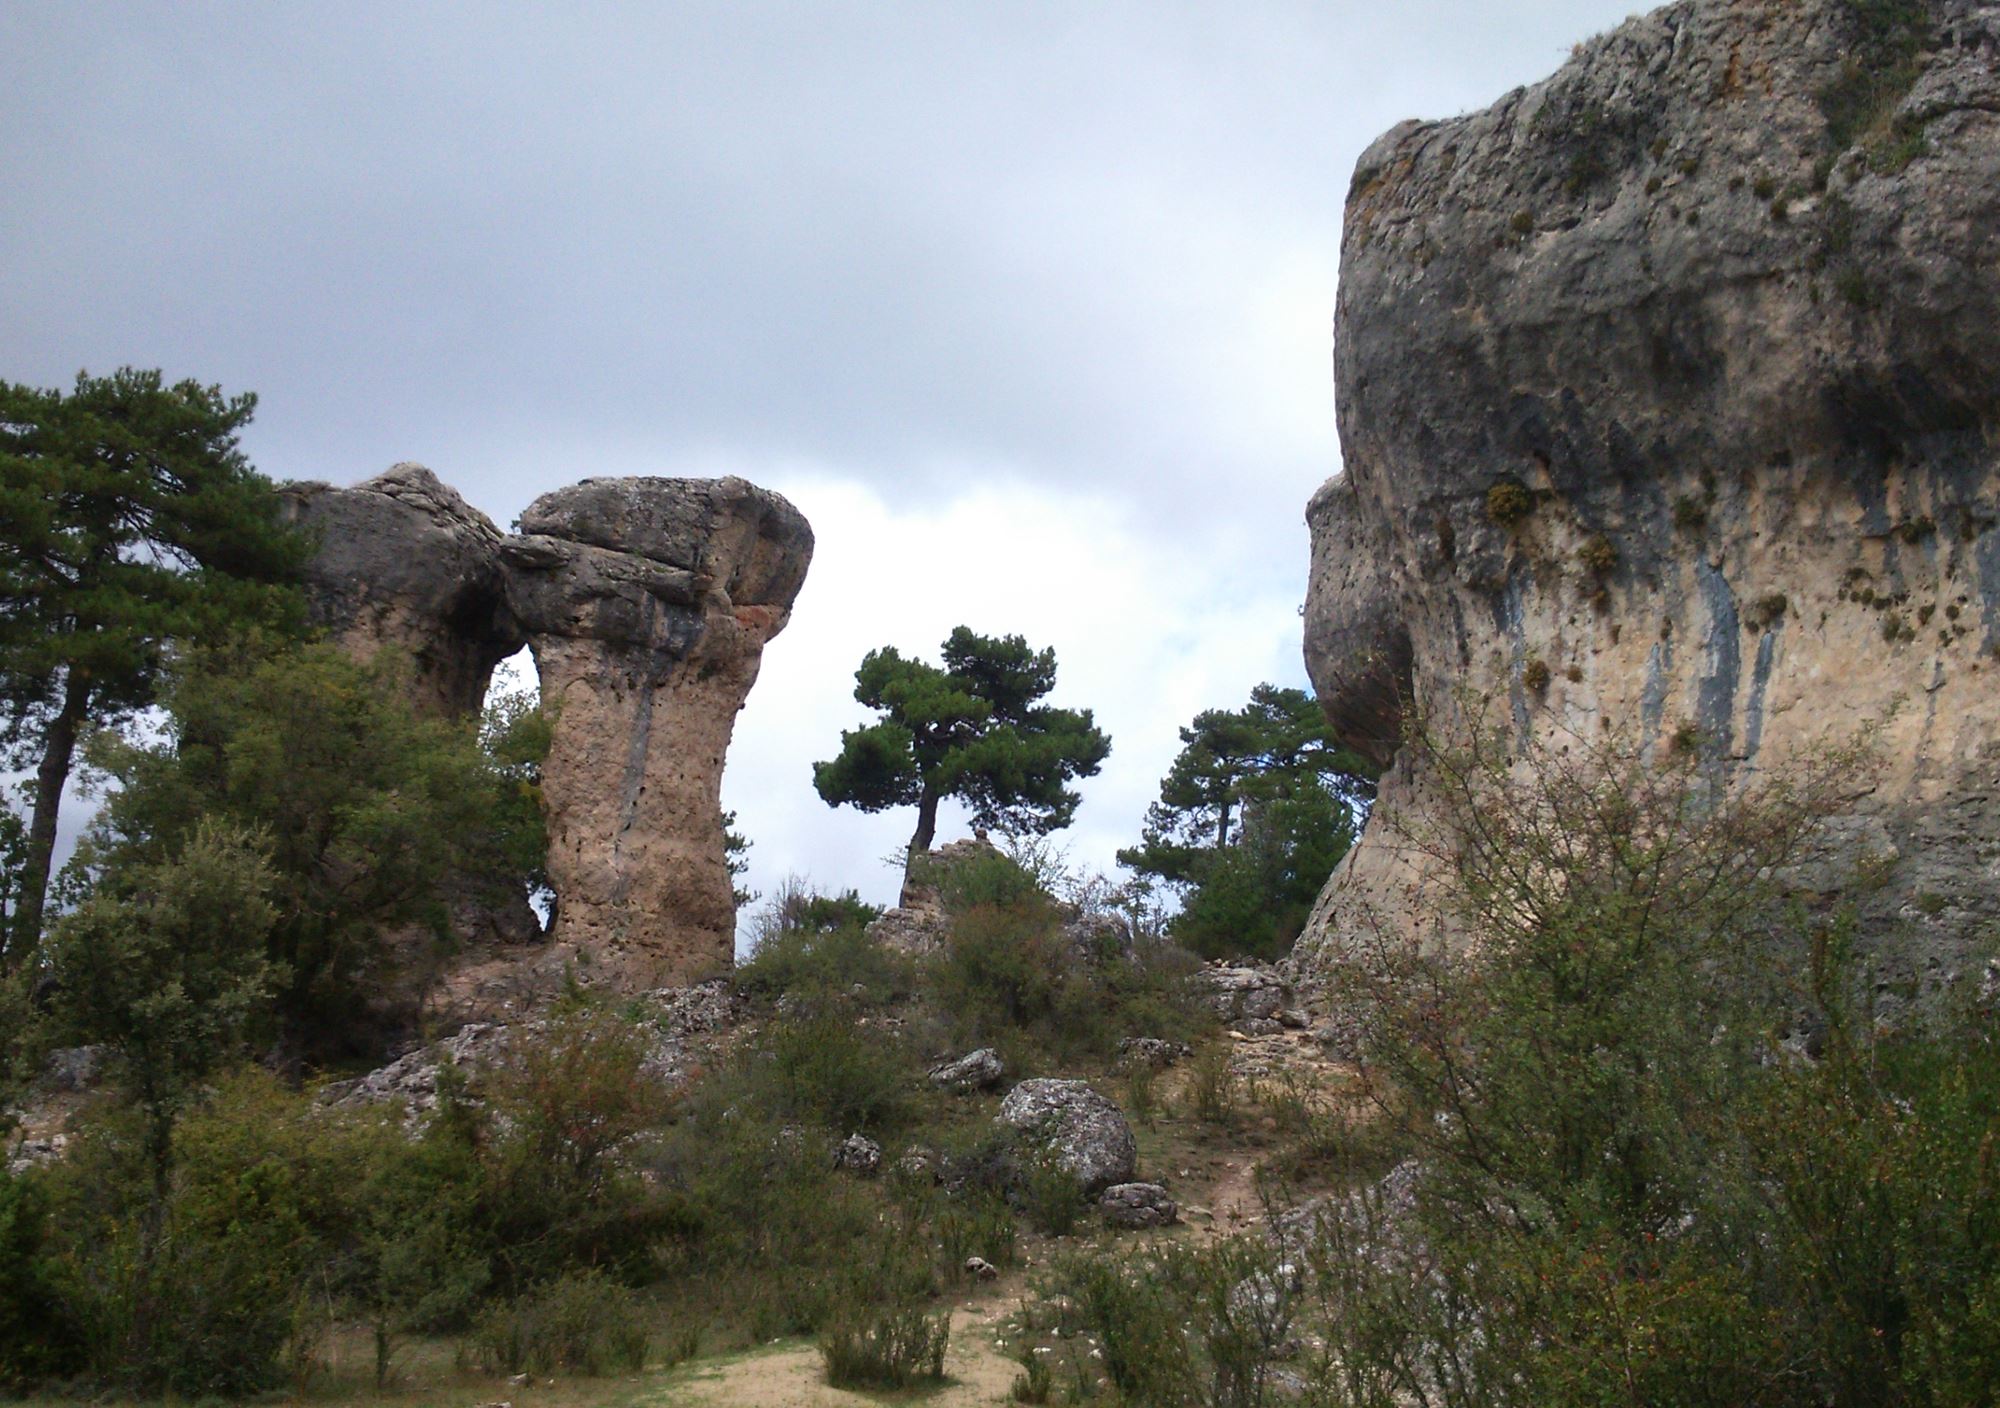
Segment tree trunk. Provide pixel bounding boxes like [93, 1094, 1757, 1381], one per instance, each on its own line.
[10, 670, 90, 967]
[908, 787, 940, 860]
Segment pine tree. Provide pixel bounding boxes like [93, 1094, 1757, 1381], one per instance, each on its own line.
[0, 369, 307, 964]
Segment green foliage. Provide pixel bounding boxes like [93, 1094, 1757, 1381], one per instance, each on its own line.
[1122, 685, 1372, 960]
[1486, 478, 1533, 525]
[1290, 718, 2000, 1405]
[1015, 1151, 1087, 1237]
[737, 898, 911, 1007]
[0, 1166, 82, 1387]
[745, 1007, 917, 1133]
[479, 681, 555, 910]
[479, 1005, 678, 1289]
[935, 1188, 1018, 1272]
[80, 641, 537, 1067]
[818, 1304, 950, 1390]
[721, 809, 754, 906]
[1819, 0, 1931, 167]
[467, 1269, 650, 1376]
[1051, 1235, 1300, 1408]
[0, 368, 308, 962]
[930, 845, 1047, 913]
[923, 893, 1208, 1067]
[45, 820, 277, 1175]
[37, 1073, 365, 1395]
[813, 626, 1111, 856]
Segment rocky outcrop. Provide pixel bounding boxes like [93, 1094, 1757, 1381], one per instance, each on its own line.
[280, 463, 523, 716]
[507, 476, 811, 989]
[995, 1078, 1138, 1194]
[289, 466, 812, 1002]
[1299, 0, 2000, 992]
[321, 977, 741, 1122]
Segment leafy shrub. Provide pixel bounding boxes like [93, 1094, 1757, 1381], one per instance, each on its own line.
[1015, 1152, 1087, 1237]
[466, 1269, 649, 1376]
[818, 1304, 950, 1390]
[737, 909, 912, 1007]
[1294, 718, 2000, 1403]
[745, 1006, 916, 1133]
[935, 1188, 1019, 1272]
[1012, 1350, 1055, 1403]
[927, 897, 1210, 1066]
[480, 1005, 677, 1289]
[930, 902, 1068, 1038]
[1187, 1046, 1239, 1126]
[934, 847, 1046, 913]
[0, 1166, 82, 1387]
[38, 1072, 364, 1396]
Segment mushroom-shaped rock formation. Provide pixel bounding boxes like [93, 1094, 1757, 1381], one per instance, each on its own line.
[279, 463, 524, 716]
[506, 476, 812, 989]
[1298, 0, 2000, 999]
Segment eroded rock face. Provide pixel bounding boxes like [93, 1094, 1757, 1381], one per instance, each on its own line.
[280, 463, 524, 715]
[289, 466, 812, 1005]
[1300, 0, 2000, 992]
[508, 476, 812, 989]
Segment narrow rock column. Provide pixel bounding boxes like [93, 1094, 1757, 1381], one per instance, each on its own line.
[505, 476, 812, 988]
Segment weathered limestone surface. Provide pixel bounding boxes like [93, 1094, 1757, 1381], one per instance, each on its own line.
[279, 463, 524, 716]
[288, 466, 812, 1003]
[1299, 0, 2000, 996]
[507, 477, 812, 989]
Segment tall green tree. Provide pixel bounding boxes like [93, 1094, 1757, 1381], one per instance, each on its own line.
[1119, 684, 1374, 959]
[79, 640, 538, 1069]
[43, 819, 277, 1359]
[813, 627, 1110, 859]
[0, 369, 307, 964]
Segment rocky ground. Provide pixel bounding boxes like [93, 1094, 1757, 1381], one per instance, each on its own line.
[4, 953, 1357, 1408]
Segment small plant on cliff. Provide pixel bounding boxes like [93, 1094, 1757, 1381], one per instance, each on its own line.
[1485, 479, 1534, 527]
[813, 626, 1110, 862]
[1672, 494, 1709, 532]
[1577, 534, 1618, 576]
[1522, 657, 1552, 695]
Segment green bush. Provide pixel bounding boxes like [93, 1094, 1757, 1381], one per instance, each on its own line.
[466, 1269, 649, 1376]
[746, 1006, 917, 1133]
[818, 1304, 950, 1390]
[927, 898, 1210, 1065]
[0, 1165, 82, 1387]
[935, 1187, 1019, 1272]
[737, 912, 912, 1007]
[479, 1006, 678, 1289]
[929, 902, 1068, 1039]
[37, 1072, 363, 1396]
[1295, 718, 2000, 1405]
[1015, 1152, 1087, 1238]
[933, 847, 1046, 913]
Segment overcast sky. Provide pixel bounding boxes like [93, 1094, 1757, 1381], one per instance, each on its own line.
[3, 1, 1636, 937]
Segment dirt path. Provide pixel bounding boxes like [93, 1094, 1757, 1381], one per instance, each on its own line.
[651, 1296, 1022, 1407]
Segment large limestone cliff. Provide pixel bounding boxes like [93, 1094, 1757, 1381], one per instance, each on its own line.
[290, 467, 812, 1002]
[1299, 0, 2000, 992]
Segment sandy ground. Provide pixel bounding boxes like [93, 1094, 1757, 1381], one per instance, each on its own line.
[653, 1286, 1024, 1407]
